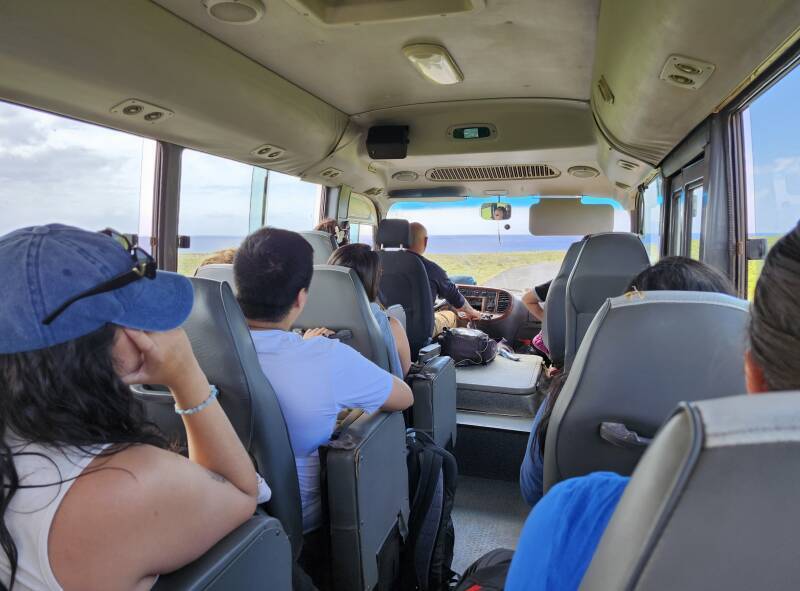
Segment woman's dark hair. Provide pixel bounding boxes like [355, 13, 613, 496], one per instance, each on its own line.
[627, 256, 735, 295]
[234, 227, 314, 322]
[749, 223, 800, 391]
[0, 324, 166, 590]
[328, 243, 383, 303]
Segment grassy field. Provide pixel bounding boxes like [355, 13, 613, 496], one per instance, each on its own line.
[178, 253, 208, 276]
[426, 250, 566, 285]
[179, 249, 567, 284]
[180, 241, 773, 298]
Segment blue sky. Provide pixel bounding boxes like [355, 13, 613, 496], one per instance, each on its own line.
[746, 64, 800, 233]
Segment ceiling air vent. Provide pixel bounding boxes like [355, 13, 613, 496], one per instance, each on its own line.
[617, 159, 639, 171]
[111, 99, 174, 124]
[251, 144, 286, 160]
[426, 164, 560, 182]
[364, 187, 384, 197]
[615, 182, 631, 190]
[568, 166, 600, 179]
[659, 55, 715, 90]
[320, 167, 343, 180]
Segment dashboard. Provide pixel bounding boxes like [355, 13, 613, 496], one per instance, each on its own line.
[456, 285, 514, 320]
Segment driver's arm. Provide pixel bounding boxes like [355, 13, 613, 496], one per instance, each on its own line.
[522, 290, 545, 321]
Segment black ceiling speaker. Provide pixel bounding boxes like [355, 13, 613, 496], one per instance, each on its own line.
[366, 125, 409, 159]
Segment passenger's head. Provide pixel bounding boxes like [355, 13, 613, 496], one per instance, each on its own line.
[234, 227, 314, 324]
[627, 256, 735, 295]
[315, 218, 338, 236]
[0, 224, 193, 460]
[199, 247, 237, 267]
[328, 243, 382, 303]
[409, 222, 428, 254]
[747, 223, 800, 394]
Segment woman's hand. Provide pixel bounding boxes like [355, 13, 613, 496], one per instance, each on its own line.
[117, 328, 205, 394]
[303, 327, 334, 339]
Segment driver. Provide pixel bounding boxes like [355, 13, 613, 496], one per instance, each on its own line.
[408, 222, 482, 335]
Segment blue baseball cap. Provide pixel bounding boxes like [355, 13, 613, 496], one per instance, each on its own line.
[0, 224, 194, 354]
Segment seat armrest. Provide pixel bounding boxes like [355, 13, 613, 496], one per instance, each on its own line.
[153, 514, 291, 591]
[324, 411, 409, 591]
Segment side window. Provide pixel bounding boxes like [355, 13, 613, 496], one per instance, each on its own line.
[343, 192, 377, 246]
[687, 184, 704, 259]
[348, 223, 374, 246]
[670, 190, 686, 255]
[178, 149, 263, 275]
[265, 171, 322, 231]
[0, 101, 155, 241]
[667, 160, 705, 258]
[641, 175, 663, 262]
[743, 63, 800, 299]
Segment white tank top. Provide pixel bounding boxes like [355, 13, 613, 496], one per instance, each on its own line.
[0, 437, 109, 591]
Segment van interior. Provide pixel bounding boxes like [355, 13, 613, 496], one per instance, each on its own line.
[2, 0, 800, 589]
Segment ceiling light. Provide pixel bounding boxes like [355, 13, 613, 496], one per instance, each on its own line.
[203, 0, 265, 25]
[403, 44, 463, 85]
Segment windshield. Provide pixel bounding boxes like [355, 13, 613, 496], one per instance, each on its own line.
[388, 197, 630, 293]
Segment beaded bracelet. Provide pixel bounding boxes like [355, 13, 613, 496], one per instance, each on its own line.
[175, 385, 219, 416]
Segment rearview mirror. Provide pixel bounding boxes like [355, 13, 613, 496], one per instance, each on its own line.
[480, 202, 512, 221]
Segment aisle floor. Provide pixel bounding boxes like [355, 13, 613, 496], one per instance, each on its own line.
[451, 475, 530, 574]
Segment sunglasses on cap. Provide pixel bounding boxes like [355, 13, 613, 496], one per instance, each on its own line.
[41, 229, 157, 325]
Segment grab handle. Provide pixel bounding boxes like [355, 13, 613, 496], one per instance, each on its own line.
[599, 422, 653, 449]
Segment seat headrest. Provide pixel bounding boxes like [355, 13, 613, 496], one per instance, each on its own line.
[546, 291, 749, 491]
[564, 232, 650, 369]
[377, 219, 411, 249]
[542, 238, 585, 367]
[299, 230, 337, 265]
[295, 265, 391, 371]
[582, 391, 800, 591]
[195, 263, 236, 289]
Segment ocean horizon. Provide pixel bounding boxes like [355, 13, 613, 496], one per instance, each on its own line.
[176, 234, 657, 254]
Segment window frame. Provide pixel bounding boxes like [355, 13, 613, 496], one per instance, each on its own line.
[723, 38, 800, 295]
[665, 158, 707, 257]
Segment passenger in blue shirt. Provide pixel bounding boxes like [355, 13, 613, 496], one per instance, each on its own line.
[233, 227, 413, 533]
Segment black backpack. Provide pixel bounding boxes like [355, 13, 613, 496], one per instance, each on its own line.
[402, 429, 459, 591]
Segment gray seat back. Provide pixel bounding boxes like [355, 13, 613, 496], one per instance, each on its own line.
[581, 392, 800, 591]
[300, 230, 337, 265]
[153, 515, 291, 591]
[545, 291, 749, 492]
[295, 264, 392, 371]
[542, 239, 584, 367]
[564, 233, 649, 369]
[325, 411, 410, 591]
[376, 219, 434, 359]
[194, 263, 235, 283]
[136, 277, 304, 558]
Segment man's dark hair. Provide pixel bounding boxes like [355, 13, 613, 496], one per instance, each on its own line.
[234, 227, 313, 322]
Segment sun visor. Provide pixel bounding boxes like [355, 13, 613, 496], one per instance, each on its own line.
[529, 199, 614, 236]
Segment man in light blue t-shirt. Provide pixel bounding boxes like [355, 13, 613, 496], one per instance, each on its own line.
[234, 227, 413, 533]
